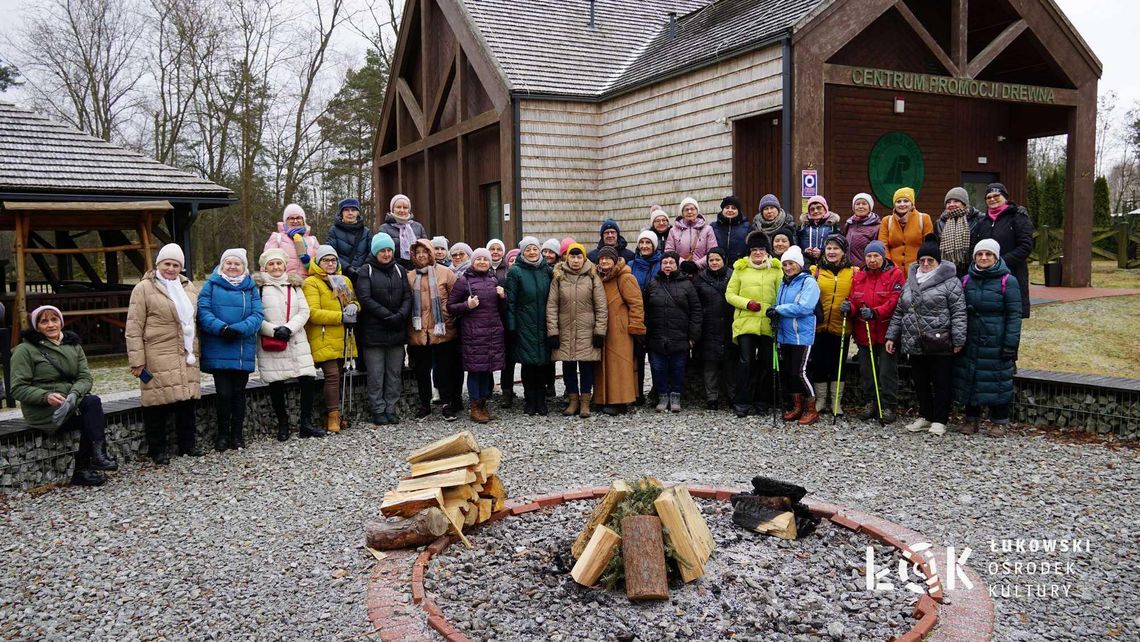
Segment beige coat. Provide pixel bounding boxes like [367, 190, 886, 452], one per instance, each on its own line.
[125, 272, 202, 406]
[594, 260, 646, 405]
[406, 261, 458, 346]
[545, 261, 607, 362]
[254, 272, 318, 383]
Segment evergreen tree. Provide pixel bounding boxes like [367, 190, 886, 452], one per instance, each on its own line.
[1039, 167, 1066, 228]
[0, 61, 19, 91]
[318, 50, 388, 220]
[1093, 175, 1111, 227]
[1025, 172, 1041, 226]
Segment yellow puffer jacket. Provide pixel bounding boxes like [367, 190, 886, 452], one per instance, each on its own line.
[810, 263, 858, 337]
[725, 256, 782, 341]
[303, 262, 358, 363]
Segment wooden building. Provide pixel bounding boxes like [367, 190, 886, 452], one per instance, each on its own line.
[374, 0, 1100, 285]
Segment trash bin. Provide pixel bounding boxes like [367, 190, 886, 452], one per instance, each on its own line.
[1044, 260, 1063, 287]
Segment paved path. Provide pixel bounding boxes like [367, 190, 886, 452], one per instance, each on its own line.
[1029, 285, 1140, 306]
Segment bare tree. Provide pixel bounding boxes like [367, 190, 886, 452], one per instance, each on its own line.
[347, 0, 403, 70]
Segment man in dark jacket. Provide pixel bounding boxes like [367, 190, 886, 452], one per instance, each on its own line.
[644, 251, 702, 412]
[587, 218, 636, 263]
[325, 198, 371, 280]
[971, 183, 1034, 318]
[356, 232, 413, 425]
[709, 195, 751, 264]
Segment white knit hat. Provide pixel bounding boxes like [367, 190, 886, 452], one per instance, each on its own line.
[155, 243, 185, 267]
[541, 238, 560, 254]
[678, 197, 700, 216]
[782, 245, 805, 267]
[218, 247, 249, 273]
[852, 192, 875, 210]
[431, 236, 450, 250]
[487, 238, 506, 252]
[973, 238, 1001, 258]
[637, 229, 659, 250]
[519, 236, 540, 251]
[30, 305, 64, 329]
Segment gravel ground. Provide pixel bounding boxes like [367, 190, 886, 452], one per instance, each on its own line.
[426, 500, 916, 641]
[0, 399, 1137, 641]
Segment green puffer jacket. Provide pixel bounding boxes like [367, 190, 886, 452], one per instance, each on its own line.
[725, 256, 782, 341]
[10, 330, 94, 434]
[954, 259, 1022, 407]
[505, 259, 553, 365]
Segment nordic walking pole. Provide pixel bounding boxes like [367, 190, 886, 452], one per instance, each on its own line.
[772, 339, 781, 426]
[834, 314, 847, 420]
[865, 319, 883, 421]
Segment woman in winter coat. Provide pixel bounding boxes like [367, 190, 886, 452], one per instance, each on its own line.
[878, 187, 934, 274]
[126, 243, 202, 464]
[694, 247, 735, 409]
[808, 234, 858, 416]
[325, 197, 371, 280]
[710, 195, 751, 264]
[446, 248, 507, 423]
[846, 240, 903, 424]
[646, 205, 672, 251]
[797, 195, 841, 266]
[629, 230, 663, 291]
[725, 232, 782, 418]
[644, 251, 702, 413]
[448, 243, 472, 274]
[971, 182, 1034, 318]
[843, 193, 882, 268]
[505, 237, 554, 415]
[254, 249, 322, 441]
[751, 194, 796, 246]
[666, 197, 717, 269]
[487, 239, 509, 282]
[885, 236, 967, 437]
[431, 236, 452, 267]
[592, 247, 646, 415]
[198, 248, 264, 451]
[264, 203, 321, 277]
[379, 194, 428, 270]
[11, 306, 118, 486]
[937, 187, 983, 277]
[954, 239, 1023, 434]
[768, 246, 821, 425]
[406, 239, 461, 421]
[540, 239, 560, 267]
[546, 242, 608, 418]
[304, 245, 359, 434]
[771, 227, 795, 260]
[356, 232, 413, 426]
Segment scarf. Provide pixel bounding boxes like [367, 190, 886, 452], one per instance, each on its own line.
[320, 272, 352, 307]
[450, 257, 471, 274]
[915, 266, 938, 285]
[748, 257, 771, 269]
[987, 203, 1010, 221]
[261, 271, 290, 287]
[940, 208, 973, 268]
[755, 210, 791, 237]
[157, 274, 197, 364]
[518, 252, 543, 267]
[388, 213, 418, 260]
[222, 272, 247, 287]
[412, 265, 446, 336]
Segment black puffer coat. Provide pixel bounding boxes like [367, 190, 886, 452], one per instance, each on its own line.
[954, 259, 1022, 407]
[644, 269, 702, 355]
[325, 217, 371, 279]
[885, 261, 967, 356]
[355, 256, 412, 347]
[709, 212, 751, 264]
[694, 265, 733, 360]
[970, 203, 1033, 318]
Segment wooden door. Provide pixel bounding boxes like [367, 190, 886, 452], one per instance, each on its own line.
[733, 112, 783, 218]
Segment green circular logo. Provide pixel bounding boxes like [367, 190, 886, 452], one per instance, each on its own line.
[868, 132, 925, 207]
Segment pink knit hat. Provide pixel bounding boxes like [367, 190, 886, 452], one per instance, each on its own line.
[806, 195, 830, 215]
[282, 203, 305, 224]
[559, 237, 576, 256]
[30, 305, 64, 328]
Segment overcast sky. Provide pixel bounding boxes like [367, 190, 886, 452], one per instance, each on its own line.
[0, 0, 1136, 120]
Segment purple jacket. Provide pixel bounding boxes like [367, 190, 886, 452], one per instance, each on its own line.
[446, 268, 506, 373]
[843, 213, 882, 268]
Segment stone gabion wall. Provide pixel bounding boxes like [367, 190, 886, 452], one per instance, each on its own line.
[1, 371, 419, 492]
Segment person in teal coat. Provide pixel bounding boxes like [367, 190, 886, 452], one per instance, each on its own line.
[954, 239, 1022, 434]
[505, 236, 554, 415]
[198, 248, 264, 450]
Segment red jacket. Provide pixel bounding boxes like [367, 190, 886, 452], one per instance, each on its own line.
[847, 262, 904, 346]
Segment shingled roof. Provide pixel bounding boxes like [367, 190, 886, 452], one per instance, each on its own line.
[460, 0, 826, 99]
[0, 102, 234, 201]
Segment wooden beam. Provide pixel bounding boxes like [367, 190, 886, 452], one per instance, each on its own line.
[432, 0, 511, 110]
[373, 0, 421, 160]
[427, 46, 458, 132]
[23, 243, 145, 255]
[397, 77, 426, 138]
[951, 0, 968, 73]
[966, 19, 1027, 78]
[894, 1, 959, 76]
[41, 232, 103, 284]
[821, 63, 1081, 106]
[377, 109, 500, 166]
[1, 200, 172, 213]
[1062, 81, 1098, 287]
[12, 214, 27, 347]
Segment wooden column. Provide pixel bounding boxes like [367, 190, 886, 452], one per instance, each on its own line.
[1062, 81, 1098, 287]
[138, 212, 155, 267]
[12, 214, 27, 346]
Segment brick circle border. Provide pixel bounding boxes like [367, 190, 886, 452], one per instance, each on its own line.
[366, 486, 995, 642]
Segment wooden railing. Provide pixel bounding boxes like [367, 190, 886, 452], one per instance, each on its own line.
[1030, 221, 1140, 269]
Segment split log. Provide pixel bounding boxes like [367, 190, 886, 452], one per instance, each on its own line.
[621, 515, 669, 601]
[654, 487, 704, 582]
[478, 447, 502, 476]
[381, 488, 444, 517]
[443, 485, 478, 503]
[406, 431, 479, 464]
[479, 475, 506, 500]
[673, 484, 715, 564]
[364, 508, 450, 550]
[476, 498, 492, 523]
[571, 480, 631, 559]
[571, 525, 620, 587]
[408, 452, 480, 477]
[731, 496, 798, 540]
[750, 476, 808, 503]
[396, 468, 476, 493]
[463, 502, 478, 526]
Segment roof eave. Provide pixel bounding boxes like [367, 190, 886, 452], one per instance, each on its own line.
[0, 190, 237, 209]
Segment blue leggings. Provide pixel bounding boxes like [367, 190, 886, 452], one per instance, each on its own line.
[562, 360, 595, 394]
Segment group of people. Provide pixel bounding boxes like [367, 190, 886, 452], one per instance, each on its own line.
[10, 184, 1030, 486]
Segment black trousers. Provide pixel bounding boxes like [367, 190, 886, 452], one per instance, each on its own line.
[143, 399, 197, 456]
[734, 335, 775, 408]
[521, 364, 547, 403]
[213, 371, 250, 437]
[410, 341, 462, 408]
[780, 344, 813, 398]
[269, 378, 315, 427]
[61, 395, 108, 467]
[910, 354, 953, 424]
[809, 332, 849, 383]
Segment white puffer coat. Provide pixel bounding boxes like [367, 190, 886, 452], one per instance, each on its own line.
[254, 272, 318, 382]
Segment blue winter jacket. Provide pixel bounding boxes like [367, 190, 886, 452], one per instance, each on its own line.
[629, 251, 662, 291]
[197, 273, 264, 373]
[773, 270, 820, 346]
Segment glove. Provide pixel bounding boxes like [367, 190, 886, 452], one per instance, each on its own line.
[51, 393, 78, 426]
[632, 335, 646, 352]
[765, 306, 779, 320]
[546, 335, 560, 350]
[1001, 348, 1018, 362]
[273, 326, 292, 341]
[220, 325, 241, 340]
[343, 266, 358, 280]
[680, 260, 699, 276]
[746, 300, 761, 312]
[860, 306, 875, 320]
[343, 303, 359, 316]
[342, 311, 358, 325]
[592, 334, 605, 348]
[839, 300, 851, 314]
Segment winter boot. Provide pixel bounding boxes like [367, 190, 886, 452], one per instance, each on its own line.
[299, 417, 325, 438]
[325, 410, 342, 434]
[905, 417, 931, 432]
[415, 405, 432, 419]
[669, 393, 682, 413]
[578, 392, 593, 418]
[90, 440, 119, 471]
[71, 446, 106, 487]
[798, 399, 820, 425]
[471, 400, 490, 424]
[276, 415, 290, 441]
[231, 424, 246, 449]
[655, 394, 670, 412]
[501, 389, 515, 409]
[563, 393, 580, 416]
[859, 404, 879, 420]
[214, 425, 229, 452]
[812, 383, 829, 412]
[783, 394, 804, 421]
[879, 408, 897, 424]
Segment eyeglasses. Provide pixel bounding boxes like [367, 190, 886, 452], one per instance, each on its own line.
[985, 193, 1002, 200]
[917, 257, 938, 265]
[451, 253, 465, 259]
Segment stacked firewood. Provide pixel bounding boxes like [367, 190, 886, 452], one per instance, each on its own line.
[729, 476, 819, 540]
[365, 431, 506, 550]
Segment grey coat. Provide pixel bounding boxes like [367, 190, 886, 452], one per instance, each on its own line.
[885, 261, 967, 356]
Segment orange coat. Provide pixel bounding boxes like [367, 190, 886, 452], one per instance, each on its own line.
[877, 211, 933, 273]
[593, 260, 645, 405]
